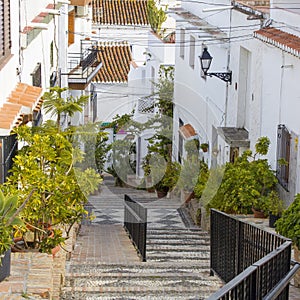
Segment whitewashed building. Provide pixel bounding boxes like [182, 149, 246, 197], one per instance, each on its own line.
[171, 0, 300, 204]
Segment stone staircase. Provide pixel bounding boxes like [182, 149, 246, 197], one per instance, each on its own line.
[61, 227, 222, 299]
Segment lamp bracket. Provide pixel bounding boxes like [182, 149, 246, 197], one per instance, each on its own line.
[207, 71, 232, 84]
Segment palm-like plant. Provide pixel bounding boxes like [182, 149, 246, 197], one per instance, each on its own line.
[42, 86, 89, 130]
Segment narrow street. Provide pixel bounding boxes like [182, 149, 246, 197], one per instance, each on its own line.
[61, 175, 223, 299]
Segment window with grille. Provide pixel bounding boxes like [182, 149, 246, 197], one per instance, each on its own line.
[276, 124, 290, 190]
[0, 0, 11, 65]
[31, 63, 42, 87]
[138, 97, 154, 114]
[178, 118, 184, 163]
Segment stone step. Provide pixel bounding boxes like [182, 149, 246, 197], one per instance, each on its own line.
[60, 290, 216, 300]
[147, 244, 210, 251]
[66, 261, 213, 274]
[146, 251, 210, 260]
[61, 282, 221, 298]
[147, 238, 210, 245]
[147, 231, 210, 244]
[64, 272, 218, 288]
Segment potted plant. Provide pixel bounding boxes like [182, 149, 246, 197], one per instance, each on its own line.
[200, 143, 209, 153]
[5, 125, 102, 254]
[151, 159, 181, 198]
[0, 191, 24, 282]
[266, 191, 284, 227]
[208, 137, 278, 215]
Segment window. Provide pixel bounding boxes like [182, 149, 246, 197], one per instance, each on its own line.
[189, 36, 195, 69]
[31, 63, 42, 87]
[0, 0, 11, 65]
[178, 118, 184, 163]
[50, 41, 54, 68]
[179, 29, 185, 59]
[276, 124, 290, 190]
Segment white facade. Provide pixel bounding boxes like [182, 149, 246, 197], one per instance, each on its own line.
[171, 0, 300, 204]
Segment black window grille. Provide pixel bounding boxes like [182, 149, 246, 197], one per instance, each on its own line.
[178, 118, 184, 163]
[31, 62, 42, 87]
[276, 124, 290, 190]
[0, 134, 18, 184]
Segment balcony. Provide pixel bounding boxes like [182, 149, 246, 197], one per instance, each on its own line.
[67, 41, 102, 90]
[70, 0, 91, 6]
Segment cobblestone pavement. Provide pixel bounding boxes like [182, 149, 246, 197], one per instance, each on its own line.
[63, 175, 299, 299]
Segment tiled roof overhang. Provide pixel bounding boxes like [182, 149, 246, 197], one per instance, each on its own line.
[93, 41, 132, 83]
[254, 27, 300, 58]
[0, 83, 43, 132]
[179, 124, 197, 140]
[92, 0, 149, 26]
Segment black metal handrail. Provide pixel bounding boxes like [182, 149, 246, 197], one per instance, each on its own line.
[209, 209, 295, 300]
[124, 194, 147, 262]
[263, 260, 300, 300]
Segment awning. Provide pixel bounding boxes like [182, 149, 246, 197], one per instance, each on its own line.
[0, 83, 43, 134]
[179, 123, 197, 139]
[217, 127, 250, 148]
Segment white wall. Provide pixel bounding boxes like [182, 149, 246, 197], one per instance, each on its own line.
[0, 0, 20, 105]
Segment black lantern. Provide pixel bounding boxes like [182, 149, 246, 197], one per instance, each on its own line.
[199, 47, 213, 75]
[199, 48, 232, 84]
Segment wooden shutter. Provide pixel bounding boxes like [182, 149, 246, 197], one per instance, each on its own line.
[68, 10, 75, 46]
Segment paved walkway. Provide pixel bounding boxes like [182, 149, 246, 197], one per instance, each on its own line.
[68, 174, 188, 266]
[65, 175, 300, 299]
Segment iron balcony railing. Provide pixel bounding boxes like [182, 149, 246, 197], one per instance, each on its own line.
[208, 209, 299, 300]
[124, 194, 147, 262]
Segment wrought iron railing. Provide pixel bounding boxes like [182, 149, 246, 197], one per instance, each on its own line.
[208, 209, 299, 300]
[124, 194, 147, 262]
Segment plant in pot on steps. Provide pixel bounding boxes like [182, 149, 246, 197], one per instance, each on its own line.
[207, 137, 278, 215]
[0, 190, 28, 282]
[151, 158, 181, 198]
[5, 125, 101, 255]
[266, 190, 284, 228]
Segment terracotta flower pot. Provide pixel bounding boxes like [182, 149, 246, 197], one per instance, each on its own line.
[252, 208, 267, 218]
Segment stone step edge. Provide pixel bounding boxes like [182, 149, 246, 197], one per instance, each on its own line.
[61, 283, 222, 293]
[64, 271, 213, 278]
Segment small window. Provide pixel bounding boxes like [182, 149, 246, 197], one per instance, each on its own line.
[50, 41, 54, 68]
[189, 36, 196, 69]
[276, 124, 290, 190]
[178, 118, 184, 163]
[31, 63, 42, 87]
[179, 29, 185, 59]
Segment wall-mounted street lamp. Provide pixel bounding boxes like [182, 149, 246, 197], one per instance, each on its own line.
[199, 48, 232, 84]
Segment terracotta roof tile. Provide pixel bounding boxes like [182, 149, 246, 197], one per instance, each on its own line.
[92, 0, 149, 25]
[93, 42, 132, 83]
[254, 27, 300, 57]
[0, 83, 43, 130]
[179, 124, 197, 139]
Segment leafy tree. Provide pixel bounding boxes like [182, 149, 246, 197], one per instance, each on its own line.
[4, 125, 102, 253]
[42, 86, 89, 130]
[208, 137, 278, 214]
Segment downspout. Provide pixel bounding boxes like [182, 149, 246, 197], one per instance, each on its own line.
[224, 6, 233, 126]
